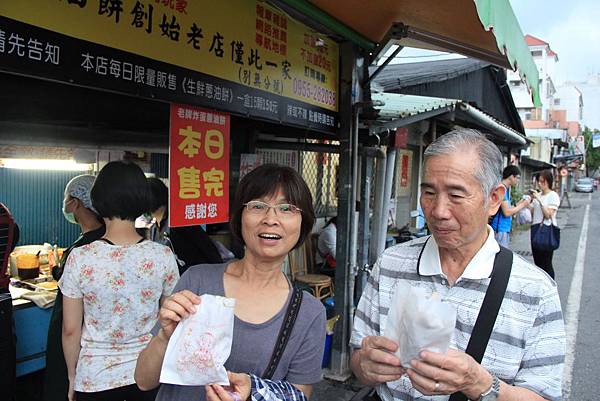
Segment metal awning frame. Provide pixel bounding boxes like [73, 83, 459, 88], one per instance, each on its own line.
[397, 23, 512, 69]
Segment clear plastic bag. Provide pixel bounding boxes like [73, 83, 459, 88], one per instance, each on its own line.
[384, 282, 456, 367]
[160, 294, 236, 386]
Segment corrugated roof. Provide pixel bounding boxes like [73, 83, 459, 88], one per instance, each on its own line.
[371, 58, 490, 92]
[370, 92, 528, 146]
[371, 92, 459, 120]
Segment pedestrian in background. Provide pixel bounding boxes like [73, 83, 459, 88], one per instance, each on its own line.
[316, 216, 336, 277]
[147, 177, 224, 275]
[489, 166, 531, 247]
[530, 169, 560, 278]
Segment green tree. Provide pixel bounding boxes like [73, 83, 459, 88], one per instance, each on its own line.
[583, 127, 600, 176]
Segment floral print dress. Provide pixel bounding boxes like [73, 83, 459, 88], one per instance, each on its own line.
[59, 240, 179, 392]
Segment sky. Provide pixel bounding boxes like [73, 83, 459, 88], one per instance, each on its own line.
[384, 0, 600, 85]
[510, 0, 600, 84]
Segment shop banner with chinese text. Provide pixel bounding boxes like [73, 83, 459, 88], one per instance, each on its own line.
[169, 104, 229, 227]
[0, 1, 338, 133]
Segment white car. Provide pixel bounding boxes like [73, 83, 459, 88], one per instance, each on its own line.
[575, 178, 594, 193]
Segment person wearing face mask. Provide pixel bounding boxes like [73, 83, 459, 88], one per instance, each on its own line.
[44, 174, 105, 401]
[146, 177, 224, 275]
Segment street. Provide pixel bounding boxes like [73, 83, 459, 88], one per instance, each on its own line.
[313, 190, 600, 401]
[548, 191, 600, 400]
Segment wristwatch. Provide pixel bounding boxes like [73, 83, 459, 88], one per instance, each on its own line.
[477, 374, 500, 401]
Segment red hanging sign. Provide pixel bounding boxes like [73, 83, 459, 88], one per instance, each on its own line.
[169, 104, 230, 227]
[400, 154, 409, 187]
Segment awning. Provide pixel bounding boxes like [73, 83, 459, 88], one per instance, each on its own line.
[277, 0, 540, 106]
[520, 156, 557, 170]
[368, 92, 528, 147]
[372, 92, 459, 121]
[553, 154, 584, 163]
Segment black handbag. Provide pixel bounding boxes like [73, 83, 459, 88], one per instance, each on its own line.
[531, 223, 560, 251]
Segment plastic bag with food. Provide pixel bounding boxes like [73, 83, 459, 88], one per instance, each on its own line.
[160, 294, 236, 386]
[516, 206, 532, 225]
[384, 281, 457, 368]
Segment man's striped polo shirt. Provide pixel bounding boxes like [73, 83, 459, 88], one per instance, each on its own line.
[350, 231, 565, 401]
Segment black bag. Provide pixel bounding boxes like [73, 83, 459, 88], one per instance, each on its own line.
[531, 223, 560, 251]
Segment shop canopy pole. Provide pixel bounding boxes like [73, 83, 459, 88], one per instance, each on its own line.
[328, 41, 359, 379]
[369, 150, 387, 266]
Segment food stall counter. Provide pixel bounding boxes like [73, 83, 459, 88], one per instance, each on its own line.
[10, 282, 55, 377]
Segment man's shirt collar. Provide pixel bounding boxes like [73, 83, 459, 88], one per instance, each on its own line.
[419, 225, 500, 281]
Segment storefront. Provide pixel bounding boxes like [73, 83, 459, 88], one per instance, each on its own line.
[0, 1, 343, 393]
[2, 0, 544, 387]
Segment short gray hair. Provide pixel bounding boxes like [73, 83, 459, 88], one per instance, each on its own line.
[423, 128, 503, 199]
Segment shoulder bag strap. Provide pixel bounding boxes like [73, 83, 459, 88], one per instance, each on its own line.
[448, 246, 513, 401]
[262, 287, 304, 379]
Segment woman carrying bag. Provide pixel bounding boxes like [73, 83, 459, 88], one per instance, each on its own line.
[529, 169, 560, 279]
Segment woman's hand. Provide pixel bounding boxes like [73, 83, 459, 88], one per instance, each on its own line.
[517, 198, 531, 209]
[157, 290, 201, 340]
[206, 372, 251, 401]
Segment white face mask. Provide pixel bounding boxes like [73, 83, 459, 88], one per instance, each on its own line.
[62, 198, 77, 224]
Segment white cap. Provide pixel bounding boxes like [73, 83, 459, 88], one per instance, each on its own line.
[64, 174, 97, 213]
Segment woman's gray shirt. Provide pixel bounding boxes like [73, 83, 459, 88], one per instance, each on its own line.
[152, 262, 326, 401]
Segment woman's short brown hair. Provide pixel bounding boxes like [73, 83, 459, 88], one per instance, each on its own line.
[230, 164, 315, 250]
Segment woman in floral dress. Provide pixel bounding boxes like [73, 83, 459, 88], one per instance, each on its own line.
[60, 161, 179, 401]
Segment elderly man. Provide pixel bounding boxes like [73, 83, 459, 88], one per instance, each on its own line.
[350, 129, 565, 401]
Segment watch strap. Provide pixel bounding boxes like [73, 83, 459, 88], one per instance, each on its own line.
[478, 374, 500, 400]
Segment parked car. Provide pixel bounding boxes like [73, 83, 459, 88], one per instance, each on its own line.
[575, 177, 594, 192]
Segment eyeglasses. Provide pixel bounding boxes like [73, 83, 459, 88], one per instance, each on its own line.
[244, 200, 302, 217]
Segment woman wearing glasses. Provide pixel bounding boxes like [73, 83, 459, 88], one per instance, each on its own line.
[135, 164, 326, 401]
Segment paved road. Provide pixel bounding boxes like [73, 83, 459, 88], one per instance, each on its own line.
[313, 191, 599, 401]
[554, 192, 599, 401]
[510, 191, 598, 400]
